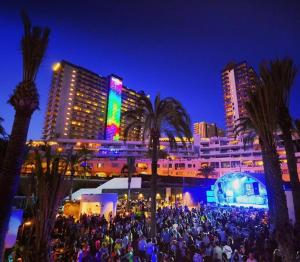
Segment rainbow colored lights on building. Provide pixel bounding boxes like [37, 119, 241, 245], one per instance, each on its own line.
[105, 76, 122, 140]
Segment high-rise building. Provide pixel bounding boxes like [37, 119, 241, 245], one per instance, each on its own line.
[104, 75, 143, 141]
[105, 75, 123, 141]
[193, 122, 225, 138]
[120, 86, 143, 141]
[43, 61, 142, 141]
[43, 61, 108, 140]
[222, 61, 256, 135]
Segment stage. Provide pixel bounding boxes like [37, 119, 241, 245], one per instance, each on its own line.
[206, 172, 268, 209]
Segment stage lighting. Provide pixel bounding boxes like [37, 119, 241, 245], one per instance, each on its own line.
[226, 190, 233, 197]
[232, 179, 240, 190]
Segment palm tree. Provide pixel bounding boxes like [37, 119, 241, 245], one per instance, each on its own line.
[68, 145, 92, 201]
[20, 143, 70, 261]
[0, 117, 6, 138]
[198, 165, 215, 179]
[0, 117, 8, 171]
[296, 120, 300, 132]
[126, 156, 135, 212]
[259, 59, 300, 230]
[296, 119, 300, 141]
[235, 69, 296, 260]
[0, 12, 50, 256]
[123, 94, 192, 237]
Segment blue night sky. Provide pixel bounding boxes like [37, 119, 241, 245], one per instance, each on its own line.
[0, 0, 299, 139]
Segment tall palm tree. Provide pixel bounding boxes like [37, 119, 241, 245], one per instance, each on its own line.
[295, 120, 300, 154]
[0, 117, 6, 138]
[296, 120, 300, 131]
[126, 156, 135, 212]
[68, 145, 92, 201]
[0, 12, 50, 256]
[0, 117, 8, 171]
[259, 59, 300, 230]
[123, 94, 192, 237]
[235, 70, 296, 260]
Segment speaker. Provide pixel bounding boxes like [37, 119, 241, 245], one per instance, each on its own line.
[253, 182, 259, 195]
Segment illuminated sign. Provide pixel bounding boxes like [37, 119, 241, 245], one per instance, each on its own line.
[105, 76, 122, 140]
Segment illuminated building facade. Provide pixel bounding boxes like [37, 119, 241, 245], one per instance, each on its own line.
[222, 62, 256, 135]
[105, 76, 123, 140]
[193, 122, 225, 138]
[43, 61, 108, 140]
[24, 136, 300, 181]
[120, 87, 143, 141]
[43, 61, 143, 141]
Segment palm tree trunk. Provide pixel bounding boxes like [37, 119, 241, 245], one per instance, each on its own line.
[150, 137, 159, 238]
[69, 170, 75, 201]
[260, 146, 275, 226]
[127, 174, 132, 212]
[0, 110, 32, 258]
[127, 157, 134, 212]
[281, 129, 300, 231]
[262, 143, 296, 261]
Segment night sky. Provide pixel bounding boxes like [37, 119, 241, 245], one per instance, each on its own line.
[0, 0, 299, 139]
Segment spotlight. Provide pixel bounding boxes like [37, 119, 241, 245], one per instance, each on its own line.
[232, 179, 240, 190]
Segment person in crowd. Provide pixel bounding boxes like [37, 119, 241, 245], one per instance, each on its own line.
[17, 200, 297, 262]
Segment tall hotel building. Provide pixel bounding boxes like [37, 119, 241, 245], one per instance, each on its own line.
[43, 60, 142, 141]
[221, 61, 256, 135]
[120, 87, 143, 141]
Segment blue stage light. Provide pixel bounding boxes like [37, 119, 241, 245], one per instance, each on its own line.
[232, 179, 240, 190]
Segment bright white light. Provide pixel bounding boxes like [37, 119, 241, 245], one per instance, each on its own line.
[226, 190, 233, 197]
[232, 179, 240, 190]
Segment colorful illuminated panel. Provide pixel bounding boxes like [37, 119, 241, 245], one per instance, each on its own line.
[106, 76, 122, 140]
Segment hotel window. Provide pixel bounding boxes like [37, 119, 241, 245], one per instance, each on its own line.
[221, 162, 230, 168]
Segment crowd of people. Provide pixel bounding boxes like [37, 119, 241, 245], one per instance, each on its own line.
[42, 202, 297, 262]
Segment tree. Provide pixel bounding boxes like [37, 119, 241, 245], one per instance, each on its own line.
[123, 94, 192, 237]
[0, 12, 50, 257]
[259, 59, 300, 231]
[0, 117, 6, 138]
[126, 156, 135, 212]
[198, 165, 215, 179]
[68, 145, 92, 201]
[296, 120, 300, 133]
[0, 117, 8, 171]
[235, 68, 296, 260]
[19, 144, 70, 261]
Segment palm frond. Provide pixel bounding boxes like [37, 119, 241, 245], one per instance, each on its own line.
[21, 10, 50, 82]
